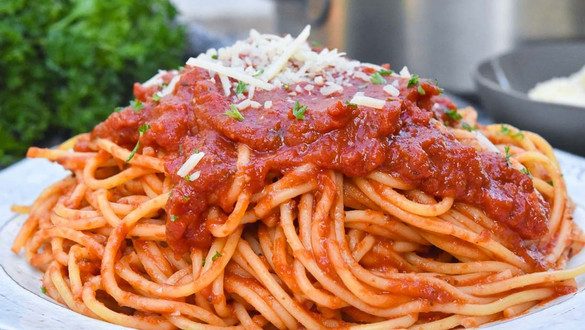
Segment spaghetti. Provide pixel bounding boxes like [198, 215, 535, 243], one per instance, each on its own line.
[11, 27, 585, 329]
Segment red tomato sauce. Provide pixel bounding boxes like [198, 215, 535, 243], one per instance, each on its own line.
[91, 66, 549, 256]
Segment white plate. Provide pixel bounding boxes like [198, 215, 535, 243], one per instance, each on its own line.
[1, 150, 585, 329]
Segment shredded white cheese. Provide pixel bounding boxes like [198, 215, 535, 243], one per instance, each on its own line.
[320, 83, 343, 96]
[264, 100, 273, 109]
[186, 57, 274, 90]
[262, 25, 311, 81]
[159, 75, 181, 97]
[473, 131, 500, 153]
[399, 66, 411, 78]
[176, 152, 205, 178]
[383, 84, 400, 97]
[350, 92, 386, 109]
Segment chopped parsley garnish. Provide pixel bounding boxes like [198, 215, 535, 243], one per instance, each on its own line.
[167, 188, 173, 196]
[130, 99, 144, 112]
[292, 101, 308, 120]
[185, 174, 191, 181]
[370, 72, 385, 85]
[41, 286, 47, 294]
[225, 104, 245, 121]
[504, 146, 512, 165]
[547, 180, 554, 186]
[252, 68, 264, 77]
[417, 85, 426, 95]
[152, 93, 161, 101]
[202, 258, 206, 267]
[235, 81, 247, 95]
[444, 108, 462, 121]
[344, 100, 357, 107]
[520, 167, 533, 178]
[211, 54, 218, 59]
[126, 124, 151, 162]
[461, 122, 477, 131]
[284, 83, 290, 90]
[379, 69, 394, 76]
[358, 83, 368, 89]
[310, 40, 322, 48]
[500, 125, 524, 139]
[170, 214, 179, 222]
[407, 74, 419, 88]
[212, 251, 222, 261]
[182, 196, 190, 201]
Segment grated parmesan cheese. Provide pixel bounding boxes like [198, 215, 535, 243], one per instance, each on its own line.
[264, 100, 273, 108]
[383, 84, 400, 97]
[350, 92, 386, 109]
[159, 74, 181, 97]
[320, 83, 343, 96]
[399, 66, 411, 78]
[177, 152, 205, 178]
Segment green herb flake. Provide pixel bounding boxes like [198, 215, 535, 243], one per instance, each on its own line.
[407, 74, 419, 88]
[167, 188, 173, 196]
[170, 214, 179, 222]
[500, 125, 511, 135]
[461, 122, 477, 132]
[292, 101, 308, 120]
[235, 81, 247, 95]
[379, 69, 394, 76]
[152, 93, 161, 101]
[202, 258, 206, 267]
[41, 286, 47, 294]
[284, 83, 290, 90]
[417, 85, 426, 95]
[126, 124, 151, 162]
[520, 167, 533, 178]
[225, 104, 245, 121]
[344, 100, 357, 107]
[547, 180, 554, 186]
[310, 40, 322, 48]
[370, 72, 385, 85]
[130, 99, 144, 112]
[444, 108, 462, 121]
[185, 174, 191, 182]
[182, 196, 190, 201]
[504, 146, 512, 165]
[211, 54, 218, 60]
[212, 251, 222, 261]
[252, 68, 264, 77]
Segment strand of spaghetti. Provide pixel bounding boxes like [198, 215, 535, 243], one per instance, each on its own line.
[84, 156, 157, 190]
[209, 193, 250, 237]
[514, 151, 565, 240]
[366, 171, 414, 190]
[457, 260, 585, 295]
[410, 315, 466, 330]
[349, 314, 417, 329]
[50, 213, 107, 230]
[232, 302, 262, 330]
[81, 276, 175, 330]
[49, 262, 98, 317]
[253, 181, 318, 218]
[26, 147, 97, 161]
[377, 185, 454, 217]
[225, 143, 250, 205]
[292, 259, 348, 309]
[225, 275, 294, 329]
[237, 239, 325, 329]
[431, 288, 554, 315]
[404, 253, 521, 275]
[96, 138, 165, 172]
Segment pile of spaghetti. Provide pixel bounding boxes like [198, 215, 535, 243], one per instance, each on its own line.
[11, 26, 585, 329]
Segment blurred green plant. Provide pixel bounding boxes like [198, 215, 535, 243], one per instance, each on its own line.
[0, 0, 185, 166]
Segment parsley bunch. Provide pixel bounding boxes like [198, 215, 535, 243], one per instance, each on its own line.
[0, 0, 185, 166]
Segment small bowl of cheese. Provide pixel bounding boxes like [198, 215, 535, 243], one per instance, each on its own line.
[474, 42, 585, 155]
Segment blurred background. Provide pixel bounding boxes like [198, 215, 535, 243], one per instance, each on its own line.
[2, 0, 585, 166]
